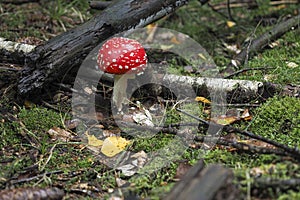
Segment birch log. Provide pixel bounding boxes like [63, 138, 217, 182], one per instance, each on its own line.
[77, 65, 300, 103]
[0, 37, 35, 64]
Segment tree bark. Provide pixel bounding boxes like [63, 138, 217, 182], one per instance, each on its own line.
[164, 160, 239, 200]
[18, 0, 189, 96]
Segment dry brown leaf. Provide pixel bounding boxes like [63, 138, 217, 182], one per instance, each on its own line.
[47, 127, 73, 142]
[174, 162, 192, 179]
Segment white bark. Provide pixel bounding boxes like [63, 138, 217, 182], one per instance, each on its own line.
[0, 37, 35, 54]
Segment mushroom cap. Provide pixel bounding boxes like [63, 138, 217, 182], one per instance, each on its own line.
[97, 37, 147, 74]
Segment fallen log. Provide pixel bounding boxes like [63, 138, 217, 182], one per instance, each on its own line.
[164, 160, 239, 200]
[18, 0, 189, 96]
[77, 65, 300, 103]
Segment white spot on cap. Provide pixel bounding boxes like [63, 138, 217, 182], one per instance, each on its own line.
[107, 62, 110, 65]
[108, 51, 112, 54]
[135, 59, 139, 63]
[125, 66, 129, 69]
[132, 68, 137, 70]
[105, 45, 109, 48]
[112, 59, 116, 62]
[100, 54, 103, 57]
[119, 65, 123, 69]
[123, 50, 128, 53]
[130, 52, 134, 57]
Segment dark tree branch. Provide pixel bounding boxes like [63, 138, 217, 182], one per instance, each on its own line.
[176, 108, 300, 160]
[89, 1, 112, 10]
[1, 0, 40, 4]
[224, 14, 300, 73]
[18, 0, 189, 96]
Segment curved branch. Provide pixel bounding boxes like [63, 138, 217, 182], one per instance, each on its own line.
[18, 0, 189, 96]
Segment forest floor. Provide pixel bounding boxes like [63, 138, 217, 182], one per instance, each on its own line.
[1, 0, 300, 199]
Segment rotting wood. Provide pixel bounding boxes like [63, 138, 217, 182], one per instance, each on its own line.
[17, 0, 189, 96]
[0, 187, 64, 200]
[164, 160, 239, 200]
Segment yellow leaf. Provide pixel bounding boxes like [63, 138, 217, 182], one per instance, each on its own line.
[211, 116, 238, 125]
[198, 53, 207, 60]
[226, 21, 236, 28]
[24, 100, 35, 108]
[146, 23, 157, 34]
[101, 136, 130, 157]
[87, 134, 103, 147]
[171, 36, 180, 44]
[241, 109, 252, 121]
[195, 96, 211, 104]
[160, 44, 174, 51]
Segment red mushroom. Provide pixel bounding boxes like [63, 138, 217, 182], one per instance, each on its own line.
[97, 37, 147, 112]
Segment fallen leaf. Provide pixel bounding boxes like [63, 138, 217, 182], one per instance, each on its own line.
[268, 41, 280, 48]
[198, 53, 207, 60]
[211, 115, 238, 125]
[223, 42, 240, 54]
[160, 44, 174, 51]
[286, 61, 298, 68]
[24, 100, 35, 108]
[241, 109, 252, 121]
[133, 111, 154, 127]
[264, 74, 277, 81]
[64, 118, 81, 129]
[101, 136, 130, 157]
[195, 96, 211, 104]
[116, 151, 148, 176]
[171, 36, 180, 44]
[238, 139, 276, 149]
[48, 127, 73, 142]
[87, 134, 103, 147]
[226, 20, 236, 28]
[146, 23, 157, 34]
[116, 177, 128, 187]
[174, 162, 192, 179]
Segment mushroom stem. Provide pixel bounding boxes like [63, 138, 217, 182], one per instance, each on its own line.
[113, 74, 135, 112]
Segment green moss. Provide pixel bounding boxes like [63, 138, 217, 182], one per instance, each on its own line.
[129, 163, 177, 199]
[0, 121, 22, 149]
[249, 96, 300, 148]
[132, 133, 175, 153]
[279, 191, 300, 200]
[18, 106, 64, 133]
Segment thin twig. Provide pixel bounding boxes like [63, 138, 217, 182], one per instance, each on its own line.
[9, 170, 63, 185]
[254, 178, 300, 189]
[176, 108, 300, 160]
[119, 120, 291, 158]
[195, 136, 291, 157]
[224, 67, 275, 79]
[227, 0, 235, 22]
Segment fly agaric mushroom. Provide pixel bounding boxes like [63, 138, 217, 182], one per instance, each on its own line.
[97, 37, 147, 112]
